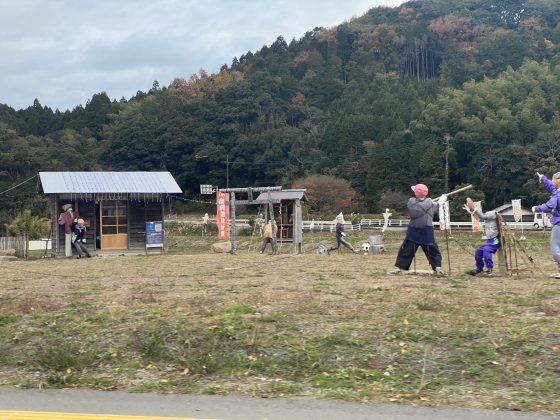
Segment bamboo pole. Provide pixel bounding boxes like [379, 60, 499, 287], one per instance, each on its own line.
[432, 184, 473, 201]
[445, 229, 451, 274]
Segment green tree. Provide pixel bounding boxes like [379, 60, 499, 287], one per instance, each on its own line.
[5, 209, 51, 239]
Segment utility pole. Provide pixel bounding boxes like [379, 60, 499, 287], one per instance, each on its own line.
[444, 134, 451, 193]
[226, 155, 229, 189]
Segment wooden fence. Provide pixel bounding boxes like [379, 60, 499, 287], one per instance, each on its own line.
[0, 236, 26, 258]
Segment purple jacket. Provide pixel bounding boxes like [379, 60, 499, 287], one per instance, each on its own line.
[534, 176, 560, 225]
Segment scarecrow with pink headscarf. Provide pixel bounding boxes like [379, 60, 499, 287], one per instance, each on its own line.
[389, 183, 447, 276]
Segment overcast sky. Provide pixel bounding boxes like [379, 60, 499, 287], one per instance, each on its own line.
[0, 0, 404, 111]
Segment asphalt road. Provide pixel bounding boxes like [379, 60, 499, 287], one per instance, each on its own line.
[0, 388, 558, 420]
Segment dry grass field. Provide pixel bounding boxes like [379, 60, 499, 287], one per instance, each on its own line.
[0, 230, 559, 413]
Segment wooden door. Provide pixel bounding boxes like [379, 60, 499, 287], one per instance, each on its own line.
[100, 200, 128, 249]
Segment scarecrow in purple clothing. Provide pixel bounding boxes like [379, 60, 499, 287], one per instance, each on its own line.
[463, 197, 500, 277]
[532, 172, 560, 279]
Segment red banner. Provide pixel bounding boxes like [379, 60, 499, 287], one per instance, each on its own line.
[216, 192, 229, 240]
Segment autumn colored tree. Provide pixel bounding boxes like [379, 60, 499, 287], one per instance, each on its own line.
[168, 69, 244, 102]
[292, 175, 356, 214]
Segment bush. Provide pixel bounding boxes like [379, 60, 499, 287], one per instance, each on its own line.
[5, 209, 51, 239]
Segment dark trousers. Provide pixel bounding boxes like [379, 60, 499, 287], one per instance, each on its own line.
[329, 237, 354, 252]
[73, 241, 89, 257]
[260, 237, 277, 253]
[395, 239, 442, 271]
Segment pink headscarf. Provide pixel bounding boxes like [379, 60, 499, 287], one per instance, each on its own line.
[411, 184, 428, 198]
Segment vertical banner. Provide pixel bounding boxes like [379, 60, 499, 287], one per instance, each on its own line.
[511, 199, 522, 223]
[216, 192, 229, 240]
[471, 201, 482, 232]
[439, 201, 451, 230]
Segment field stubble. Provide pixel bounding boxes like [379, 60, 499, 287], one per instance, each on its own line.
[0, 231, 559, 413]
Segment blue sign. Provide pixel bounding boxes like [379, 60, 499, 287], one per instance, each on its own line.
[146, 221, 164, 248]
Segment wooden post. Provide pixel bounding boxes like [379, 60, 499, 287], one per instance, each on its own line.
[497, 247, 507, 276]
[24, 233, 29, 260]
[445, 229, 451, 274]
[293, 199, 302, 254]
[229, 192, 237, 254]
[496, 214, 509, 276]
[53, 195, 59, 255]
[267, 190, 278, 254]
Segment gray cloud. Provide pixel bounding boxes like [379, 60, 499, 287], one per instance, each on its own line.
[0, 0, 403, 111]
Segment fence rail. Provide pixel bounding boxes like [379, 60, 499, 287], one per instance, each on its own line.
[303, 219, 543, 232]
[165, 218, 541, 232]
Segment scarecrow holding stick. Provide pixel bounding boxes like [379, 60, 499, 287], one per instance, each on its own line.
[388, 183, 447, 276]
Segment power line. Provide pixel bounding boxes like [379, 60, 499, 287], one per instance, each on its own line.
[168, 195, 215, 205]
[0, 174, 39, 196]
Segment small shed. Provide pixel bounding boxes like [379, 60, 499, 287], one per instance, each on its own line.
[491, 203, 533, 222]
[39, 171, 182, 254]
[254, 189, 307, 252]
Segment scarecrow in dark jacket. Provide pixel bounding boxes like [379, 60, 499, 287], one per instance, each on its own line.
[72, 218, 91, 258]
[328, 213, 358, 254]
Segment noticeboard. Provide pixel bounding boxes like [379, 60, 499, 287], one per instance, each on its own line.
[146, 221, 164, 248]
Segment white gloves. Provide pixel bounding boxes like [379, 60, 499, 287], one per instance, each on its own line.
[537, 172, 543, 182]
[437, 194, 448, 205]
[531, 206, 537, 213]
[341, 232, 346, 237]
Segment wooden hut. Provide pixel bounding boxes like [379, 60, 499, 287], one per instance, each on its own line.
[39, 171, 181, 254]
[254, 189, 307, 253]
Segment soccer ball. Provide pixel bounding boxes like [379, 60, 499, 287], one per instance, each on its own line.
[361, 243, 370, 255]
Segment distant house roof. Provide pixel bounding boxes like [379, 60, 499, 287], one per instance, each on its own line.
[491, 203, 532, 215]
[254, 189, 308, 204]
[39, 171, 182, 194]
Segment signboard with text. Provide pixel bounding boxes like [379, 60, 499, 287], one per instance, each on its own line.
[216, 192, 229, 240]
[146, 221, 164, 248]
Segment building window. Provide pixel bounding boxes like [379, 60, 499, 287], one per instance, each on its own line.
[101, 200, 128, 235]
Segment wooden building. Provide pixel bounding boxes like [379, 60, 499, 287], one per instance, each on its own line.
[254, 189, 307, 253]
[39, 172, 181, 254]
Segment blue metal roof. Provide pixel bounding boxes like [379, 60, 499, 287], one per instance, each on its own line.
[39, 172, 182, 194]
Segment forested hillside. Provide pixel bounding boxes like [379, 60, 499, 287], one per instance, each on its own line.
[2, 0, 560, 230]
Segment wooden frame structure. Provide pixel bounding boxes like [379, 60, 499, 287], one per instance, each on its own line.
[254, 189, 307, 252]
[496, 213, 537, 276]
[219, 187, 307, 254]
